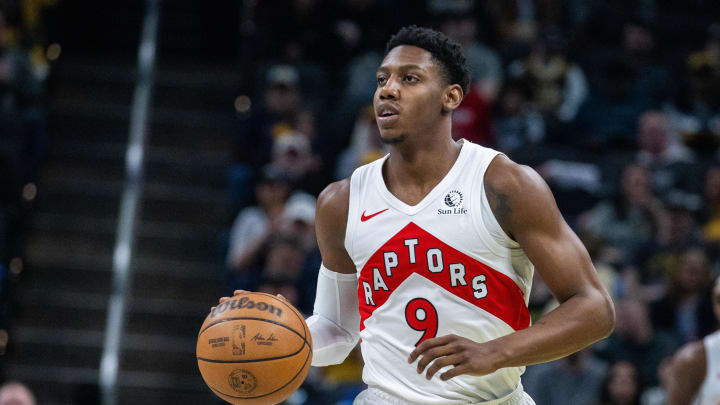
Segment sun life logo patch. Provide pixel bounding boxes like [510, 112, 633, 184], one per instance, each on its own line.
[439, 190, 467, 215]
[444, 190, 463, 207]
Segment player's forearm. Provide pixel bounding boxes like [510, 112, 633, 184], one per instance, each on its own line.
[492, 288, 614, 369]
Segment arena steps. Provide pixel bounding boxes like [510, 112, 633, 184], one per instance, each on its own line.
[43, 140, 230, 189]
[3, 0, 237, 402]
[4, 363, 213, 405]
[36, 177, 227, 226]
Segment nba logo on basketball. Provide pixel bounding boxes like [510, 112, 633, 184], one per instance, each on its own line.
[232, 325, 246, 356]
[438, 190, 467, 215]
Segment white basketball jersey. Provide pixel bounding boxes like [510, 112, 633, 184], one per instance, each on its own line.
[344, 140, 534, 404]
[695, 330, 720, 405]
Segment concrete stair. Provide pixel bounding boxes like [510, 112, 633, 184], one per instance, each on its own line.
[2, 1, 240, 403]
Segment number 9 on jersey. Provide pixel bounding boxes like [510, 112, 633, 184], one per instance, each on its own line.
[405, 298, 439, 346]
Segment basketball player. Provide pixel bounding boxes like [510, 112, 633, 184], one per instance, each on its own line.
[220, 26, 615, 404]
[667, 276, 720, 405]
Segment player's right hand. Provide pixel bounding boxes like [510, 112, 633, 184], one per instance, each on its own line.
[210, 290, 248, 312]
[210, 290, 288, 312]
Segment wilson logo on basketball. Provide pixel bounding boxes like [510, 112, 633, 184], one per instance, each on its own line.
[210, 297, 284, 319]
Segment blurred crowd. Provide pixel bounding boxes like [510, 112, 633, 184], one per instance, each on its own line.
[0, 0, 52, 346]
[226, 0, 720, 403]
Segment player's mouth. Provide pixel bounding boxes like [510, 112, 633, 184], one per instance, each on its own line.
[376, 105, 400, 127]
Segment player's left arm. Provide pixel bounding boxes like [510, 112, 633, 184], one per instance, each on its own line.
[410, 155, 615, 380]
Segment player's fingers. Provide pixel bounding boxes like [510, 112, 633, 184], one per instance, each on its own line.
[408, 335, 455, 363]
[416, 344, 458, 373]
[233, 290, 248, 296]
[210, 306, 216, 312]
[218, 296, 231, 303]
[425, 354, 463, 380]
[440, 363, 470, 381]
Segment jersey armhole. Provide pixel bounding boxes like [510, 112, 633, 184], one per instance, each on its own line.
[470, 153, 521, 256]
[344, 170, 361, 265]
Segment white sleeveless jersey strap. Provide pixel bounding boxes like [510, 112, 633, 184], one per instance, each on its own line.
[696, 330, 720, 405]
[469, 150, 521, 256]
[345, 160, 378, 262]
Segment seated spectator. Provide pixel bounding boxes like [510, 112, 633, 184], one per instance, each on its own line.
[666, 25, 720, 157]
[621, 21, 671, 105]
[493, 79, 545, 153]
[258, 277, 301, 312]
[439, 13, 503, 102]
[270, 132, 323, 195]
[580, 163, 670, 263]
[258, 192, 317, 313]
[282, 192, 317, 251]
[687, 23, 720, 79]
[594, 299, 680, 386]
[226, 167, 292, 292]
[0, 8, 43, 116]
[639, 357, 672, 405]
[230, 65, 303, 209]
[635, 110, 695, 194]
[524, 348, 606, 405]
[598, 360, 644, 405]
[634, 197, 704, 293]
[261, 235, 306, 291]
[701, 165, 720, 242]
[451, 81, 495, 147]
[651, 246, 717, 342]
[508, 27, 588, 124]
[335, 106, 387, 180]
[484, 0, 538, 52]
[574, 57, 655, 151]
[0, 381, 35, 405]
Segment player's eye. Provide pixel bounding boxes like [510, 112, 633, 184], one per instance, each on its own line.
[376, 76, 387, 86]
[403, 75, 418, 83]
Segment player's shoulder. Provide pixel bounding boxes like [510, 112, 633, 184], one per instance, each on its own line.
[673, 340, 707, 371]
[483, 154, 558, 234]
[484, 154, 548, 201]
[317, 179, 350, 216]
[316, 179, 351, 235]
[670, 340, 707, 384]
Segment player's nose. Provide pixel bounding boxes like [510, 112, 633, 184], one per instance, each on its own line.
[379, 77, 400, 100]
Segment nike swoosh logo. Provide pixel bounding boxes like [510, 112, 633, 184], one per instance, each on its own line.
[361, 208, 389, 222]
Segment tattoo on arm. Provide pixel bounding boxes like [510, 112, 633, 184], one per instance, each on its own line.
[485, 181, 515, 240]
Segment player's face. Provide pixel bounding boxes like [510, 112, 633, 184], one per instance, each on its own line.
[374, 45, 446, 144]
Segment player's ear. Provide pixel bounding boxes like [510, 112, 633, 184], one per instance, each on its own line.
[442, 84, 463, 113]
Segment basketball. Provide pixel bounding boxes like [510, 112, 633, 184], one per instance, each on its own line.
[196, 292, 313, 404]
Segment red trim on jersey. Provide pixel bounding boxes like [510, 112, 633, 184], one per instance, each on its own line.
[357, 222, 530, 332]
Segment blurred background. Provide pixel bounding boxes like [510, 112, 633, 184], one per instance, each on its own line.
[0, 0, 719, 404]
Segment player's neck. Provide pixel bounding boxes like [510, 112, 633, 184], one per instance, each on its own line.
[384, 134, 462, 204]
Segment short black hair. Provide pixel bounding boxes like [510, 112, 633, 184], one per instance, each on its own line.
[385, 25, 471, 95]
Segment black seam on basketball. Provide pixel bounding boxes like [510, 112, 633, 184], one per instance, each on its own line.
[205, 343, 312, 399]
[197, 341, 303, 363]
[199, 317, 309, 347]
[277, 295, 308, 342]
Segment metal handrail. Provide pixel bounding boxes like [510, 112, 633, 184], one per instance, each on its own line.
[99, 1, 161, 404]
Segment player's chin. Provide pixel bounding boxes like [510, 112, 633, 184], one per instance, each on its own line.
[379, 129, 406, 145]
